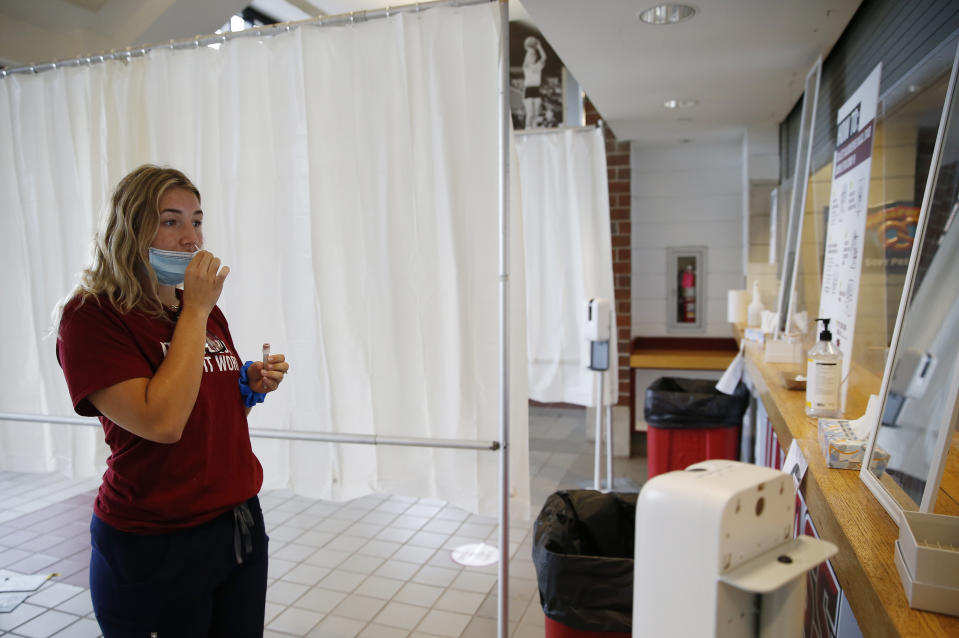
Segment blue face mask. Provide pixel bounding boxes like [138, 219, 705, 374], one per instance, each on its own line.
[148, 248, 197, 286]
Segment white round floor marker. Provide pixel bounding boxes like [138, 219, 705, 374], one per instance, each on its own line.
[451, 542, 499, 567]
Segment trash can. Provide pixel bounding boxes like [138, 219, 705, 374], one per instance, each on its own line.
[643, 377, 749, 478]
[533, 490, 636, 638]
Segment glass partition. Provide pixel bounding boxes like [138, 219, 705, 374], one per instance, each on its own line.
[789, 39, 955, 397]
[862, 39, 959, 520]
[776, 59, 821, 336]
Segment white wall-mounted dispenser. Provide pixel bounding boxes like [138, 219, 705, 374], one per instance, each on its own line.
[584, 297, 611, 342]
[583, 297, 611, 372]
[633, 460, 837, 637]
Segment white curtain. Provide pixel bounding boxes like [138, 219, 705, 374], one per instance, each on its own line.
[0, 2, 529, 518]
[517, 128, 617, 407]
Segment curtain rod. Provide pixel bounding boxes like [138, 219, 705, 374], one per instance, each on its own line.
[0, 0, 491, 78]
[513, 123, 603, 136]
[0, 411, 499, 451]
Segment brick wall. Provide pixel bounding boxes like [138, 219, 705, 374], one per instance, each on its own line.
[585, 99, 631, 405]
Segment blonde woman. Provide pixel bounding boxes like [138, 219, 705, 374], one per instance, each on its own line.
[56, 165, 288, 637]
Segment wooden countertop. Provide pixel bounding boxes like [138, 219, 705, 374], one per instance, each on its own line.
[629, 349, 736, 371]
[739, 335, 959, 638]
[629, 336, 739, 371]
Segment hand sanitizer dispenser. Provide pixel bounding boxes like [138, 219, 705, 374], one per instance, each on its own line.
[633, 460, 837, 637]
[584, 297, 611, 341]
[584, 298, 611, 371]
[584, 298, 613, 490]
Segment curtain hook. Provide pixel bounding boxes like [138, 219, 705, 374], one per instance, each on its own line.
[349, 11, 355, 25]
[385, 6, 391, 18]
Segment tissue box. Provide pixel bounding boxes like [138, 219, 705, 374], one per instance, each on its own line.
[817, 418, 889, 475]
[764, 339, 803, 364]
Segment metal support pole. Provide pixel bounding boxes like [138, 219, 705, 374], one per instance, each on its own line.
[0, 0, 493, 78]
[606, 403, 613, 491]
[594, 371, 604, 490]
[496, 1, 511, 637]
[0, 413, 499, 450]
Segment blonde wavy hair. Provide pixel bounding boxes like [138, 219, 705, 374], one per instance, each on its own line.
[60, 165, 201, 323]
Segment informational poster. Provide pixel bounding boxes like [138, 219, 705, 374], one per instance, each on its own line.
[819, 63, 882, 408]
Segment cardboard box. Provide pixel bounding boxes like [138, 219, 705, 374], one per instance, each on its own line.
[817, 418, 889, 475]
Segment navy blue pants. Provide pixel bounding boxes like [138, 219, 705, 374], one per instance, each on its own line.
[89, 496, 269, 638]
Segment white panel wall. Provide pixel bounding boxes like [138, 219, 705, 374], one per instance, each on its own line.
[631, 141, 745, 336]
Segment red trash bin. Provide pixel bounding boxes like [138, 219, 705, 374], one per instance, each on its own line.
[643, 377, 749, 478]
[545, 616, 630, 638]
[646, 422, 741, 478]
[534, 491, 635, 637]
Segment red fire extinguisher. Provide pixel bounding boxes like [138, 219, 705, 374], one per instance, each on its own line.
[680, 265, 696, 322]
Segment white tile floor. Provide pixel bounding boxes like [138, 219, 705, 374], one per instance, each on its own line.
[0, 406, 647, 637]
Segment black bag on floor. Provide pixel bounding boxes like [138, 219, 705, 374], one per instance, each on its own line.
[532, 490, 636, 632]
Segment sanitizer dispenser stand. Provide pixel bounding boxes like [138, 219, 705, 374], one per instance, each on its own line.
[585, 298, 612, 492]
[633, 460, 837, 637]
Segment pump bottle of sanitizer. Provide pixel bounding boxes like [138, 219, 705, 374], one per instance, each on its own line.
[806, 318, 842, 418]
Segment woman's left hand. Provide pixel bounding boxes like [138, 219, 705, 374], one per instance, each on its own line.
[247, 354, 289, 394]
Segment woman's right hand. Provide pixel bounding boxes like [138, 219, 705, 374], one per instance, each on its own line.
[89, 251, 229, 444]
[182, 250, 230, 316]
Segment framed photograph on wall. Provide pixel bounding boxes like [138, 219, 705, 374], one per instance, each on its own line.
[509, 22, 565, 129]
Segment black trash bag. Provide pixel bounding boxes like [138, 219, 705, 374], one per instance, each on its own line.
[532, 490, 636, 633]
[643, 377, 749, 429]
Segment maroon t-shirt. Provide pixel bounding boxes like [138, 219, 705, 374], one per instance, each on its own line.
[56, 294, 263, 533]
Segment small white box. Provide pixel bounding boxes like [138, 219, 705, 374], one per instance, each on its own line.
[894, 540, 959, 616]
[763, 338, 803, 364]
[898, 511, 959, 589]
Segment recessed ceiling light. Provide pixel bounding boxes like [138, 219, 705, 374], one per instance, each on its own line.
[664, 98, 698, 109]
[638, 4, 697, 25]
